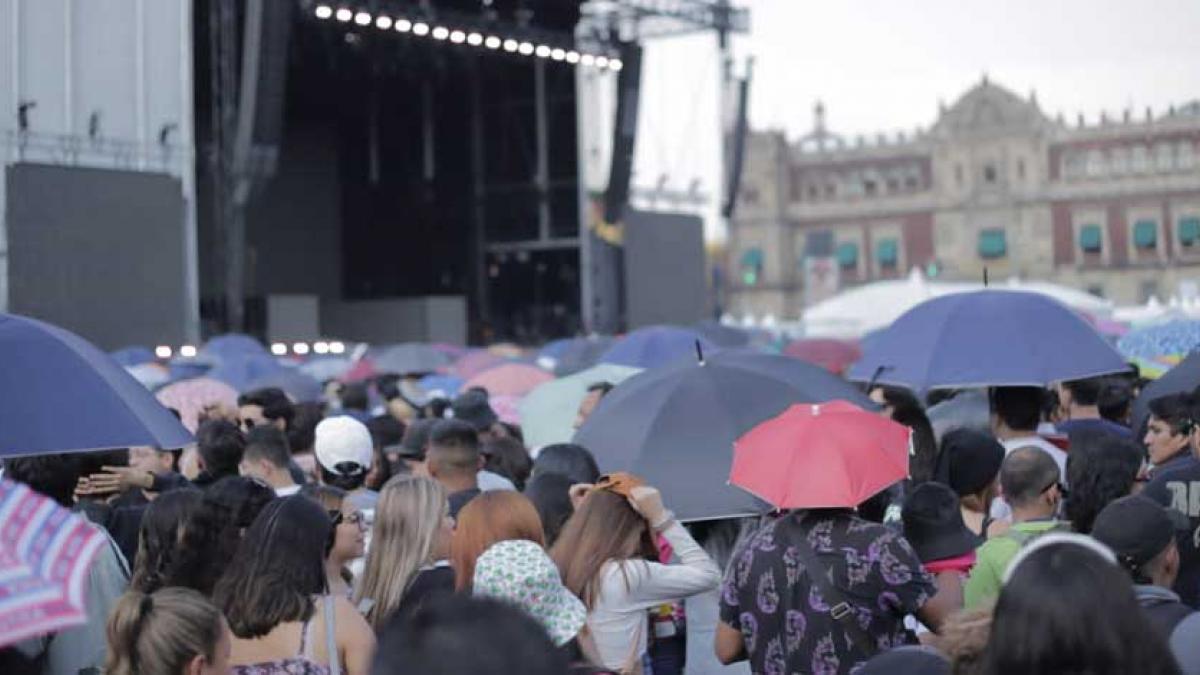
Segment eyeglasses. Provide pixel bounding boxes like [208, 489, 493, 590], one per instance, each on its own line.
[329, 510, 366, 528]
[239, 418, 257, 431]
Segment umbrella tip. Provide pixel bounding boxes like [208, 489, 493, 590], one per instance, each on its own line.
[695, 339, 706, 366]
[983, 267, 990, 288]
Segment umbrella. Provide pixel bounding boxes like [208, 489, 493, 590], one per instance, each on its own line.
[125, 363, 170, 390]
[298, 356, 354, 382]
[207, 352, 287, 392]
[488, 343, 526, 359]
[783, 338, 862, 375]
[453, 350, 511, 379]
[1131, 351, 1200, 436]
[1118, 320, 1200, 379]
[519, 364, 641, 448]
[0, 479, 109, 648]
[109, 346, 156, 367]
[0, 313, 193, 456]
[341, 357, 378, 383]
[419, 374, 464, 399]
[167, 353, 217, 381]
[490, 395, 522, 426]
[847, 290, 1129, 391]
[693, 320, 750, 348]
[599, 325, 716, 369]
[573, 349, 876, 521]
[730, 400, 910, 509]
[926, 390, 991, 445]
[156, 377, 240, 433]
[201, 333, 268, 360]
[538, 336, 615, 376]
[245, 367, 322, 403]
[464, 363, 555, 399]
[373, 343, 453, 375]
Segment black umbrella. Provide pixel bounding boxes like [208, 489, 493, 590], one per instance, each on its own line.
[1132, 351, 1200, 436]
[572, 348, 876, 521]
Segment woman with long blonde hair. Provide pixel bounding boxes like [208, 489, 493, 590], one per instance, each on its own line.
[355, 475, 453, 630]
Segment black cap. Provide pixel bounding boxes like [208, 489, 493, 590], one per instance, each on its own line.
[902, 482, 980, 563]
[934, 428, 1005, 497]
[396, 418, 438, 460]
[1091, 495, 1188, 572]
[450, 390, 498, 433]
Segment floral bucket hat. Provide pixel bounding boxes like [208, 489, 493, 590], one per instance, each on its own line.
[472, 539, 587, 646]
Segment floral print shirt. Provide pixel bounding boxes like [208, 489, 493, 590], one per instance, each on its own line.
[719, 510, 935, 675]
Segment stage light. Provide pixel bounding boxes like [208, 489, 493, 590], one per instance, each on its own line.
[503, 39, 518, 52]
[271, 343, 288, 356]
[155, 346, 173, 359]
[412, 22, 430, 36]
[450, 30, 466, 44]
[293, 342, 310, 356]
[485, 36, 501, 49]
[375, 15, 392, 30]
[335, 8, 352, 22]
[329, 341, 346, 355]
[551, 48, 566, 61]
[566, 50, 580, 64]
[608, 58, 623, 72]
[354, 11, 371, 26]
[535, 45, 551, 58]
[395, 18, 412, 32]
[313, 341, 330, 355]
[467, 32, 483, 46]
[518, 42, 534, 55]
[315, 5, 333, 19]
[179, 345, 197, 358]
[595, 56, 609, 68]
[432, 26, 449, 40]
[580, 53, 595, 66]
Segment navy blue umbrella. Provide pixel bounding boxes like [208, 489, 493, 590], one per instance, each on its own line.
[847, 290, 1128, 391]
[202, 333, 268, 360]
[573, 349, 876, 521]
[600, 325, 716, 369]
[547, 336, 615, 376]
[0, 313, 193, 457]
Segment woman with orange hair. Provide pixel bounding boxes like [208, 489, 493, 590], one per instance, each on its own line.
[451, 490, 546, 591]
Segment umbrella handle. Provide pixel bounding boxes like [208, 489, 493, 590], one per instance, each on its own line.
[695, 340, 706, 365]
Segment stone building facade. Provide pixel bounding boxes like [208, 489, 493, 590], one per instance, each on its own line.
[728, 78, 1200, 319]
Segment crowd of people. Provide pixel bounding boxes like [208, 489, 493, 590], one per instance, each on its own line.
[5, 360, 1200, 675]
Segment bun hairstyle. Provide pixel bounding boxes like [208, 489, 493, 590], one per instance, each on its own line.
[105, 587, 224, 675]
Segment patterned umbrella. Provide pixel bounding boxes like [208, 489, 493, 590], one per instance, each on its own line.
[156, 377, 239, 433]
[1118, 320, 1200, 379]
[0, 479, 108, 648]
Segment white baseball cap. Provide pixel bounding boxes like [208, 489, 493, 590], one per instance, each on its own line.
[314, 416, 374, 474]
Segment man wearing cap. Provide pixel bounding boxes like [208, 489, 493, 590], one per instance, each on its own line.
[314, 416, 379, 513]
[1092, 495, 1200, 673]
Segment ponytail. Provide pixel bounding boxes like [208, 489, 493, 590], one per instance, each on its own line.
[105, 588, 224, 675]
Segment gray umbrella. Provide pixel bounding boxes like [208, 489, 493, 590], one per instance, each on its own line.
[373, 343, 453, 375]
[926, 389, 991, 445]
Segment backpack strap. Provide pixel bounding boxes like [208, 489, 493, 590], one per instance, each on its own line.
[793, 516, 878, 658]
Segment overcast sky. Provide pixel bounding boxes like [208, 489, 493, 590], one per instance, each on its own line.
[731, 0, 1200, 139]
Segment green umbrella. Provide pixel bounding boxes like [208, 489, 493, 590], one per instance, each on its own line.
[519, 364, 641, 449]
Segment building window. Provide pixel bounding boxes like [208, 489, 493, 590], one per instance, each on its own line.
[954, 164, 964, 186]
[863, 179, 877, 197]
[983, 164, 998, 183]
[1111, 148, 1130, 175]
[740, 248, 764, 285]
[1156, 143, 1175, 172]
[1016, 159, 1026, 180]
[1078, 224, 1103, 253]
[1132, 145, 1149, 173]
[1086, 149, 1105, 177]
[1133, 219, 1158, 250]
[836, 242, 859, 269]
[876, 238, 899, 270]
[978, 229, 1007, 259]
[1180, 143, 1196, 170]
[1179, 217, 1200, 248]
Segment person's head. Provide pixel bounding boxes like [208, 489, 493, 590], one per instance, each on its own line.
[450, 390, 502, 439]
[934, 428, 1005, 512]
[195, 419, 245, 481]
[214, 495, 331, 638]
[901, 482, 978, 565]
[451, 491, 545, 592]
[378, 374, 420, 424]
[1093, 495, 1185, 588]
[340, 382, 370, 412]
[1057, 377, 1105, 414]
[314, 416, 374, 491]
[999, 446, 1063, 520]
[166, 476, 275, 596]
[877, 387, 938, 484]
[990, 386, 1044, 435]
[371, 594, 569, 675]
[287, 401, 325, 455]
[472, 539, 587, 647]
[397, 418, 438, 475]
[531, 443, 601, 486]
[574, 381, 614, 430]
[1065, 431, 1143, 533]
[427, 420, 482, 488]
[356, 475, 451, 630]
[300, 484, 366, 567]
[131, 488, 204, 594]
[550, 488, 659, 609]
[3, 453, 82, 506]
[129, 445, 178, 475]
[523, 472, 575, 546]
[1145, 393, 1196, 466]
[237, 387, 295, 432]
[104, 587, 230, 675]
[1099, 379, 1134, 425]
[982, 538, 1179, 675]
[365, 414, 404, 490]
[237, 426, 292, 484]
[482, 437, 532, 491]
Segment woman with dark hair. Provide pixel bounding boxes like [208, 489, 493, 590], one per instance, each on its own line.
[871, 386, 939, 484]
[1065, 431, 1142, 533]
[934, 428, 1006, 540]
[532, 443, 601, 486]
[482, 437, 533, 491]
[300, 484, 367, 599]
[981, 536, 1180, 675]
[166, 475, 274, 596]
[215, 495, 375, 675]
[104, 587, 231, 675]
[129, 488, 203, 594]
[451, 491, 546, 592]
[524, 472, 576, 546]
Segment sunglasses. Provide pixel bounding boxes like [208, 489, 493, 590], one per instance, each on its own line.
[240, 418, 257, 431]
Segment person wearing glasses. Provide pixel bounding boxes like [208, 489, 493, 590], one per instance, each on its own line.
[964, 447, 1071, 609]
[302, 485, 368, 599]
[238, 387, 296, 433]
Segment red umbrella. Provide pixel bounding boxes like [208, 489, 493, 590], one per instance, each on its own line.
[783, 338, 862, 375]
[730, 400, 910, 509]
[464, 363, 554, 398]
[453, 350, 509, 379]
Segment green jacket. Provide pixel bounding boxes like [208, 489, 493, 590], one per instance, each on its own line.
[964, 520, 1070, 609]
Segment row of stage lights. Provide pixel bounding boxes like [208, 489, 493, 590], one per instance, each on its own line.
[153, 342, 347, 360]
[313, 5, 623, 72]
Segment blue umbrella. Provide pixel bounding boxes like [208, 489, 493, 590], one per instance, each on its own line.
[373, 343, 452, 375]
[207, 353, 286, 392]
[847, 290, 1128, 391]
[419, 374, 464, 399]
[693, 320, 750, 348]
[202, 333, 268, 360]
[245, 367, 323, 402]
[540, 336, 615, 376]
[600, 325, 716, 369]
[109, 346, 156, 368]
[0, 313, 192, 456]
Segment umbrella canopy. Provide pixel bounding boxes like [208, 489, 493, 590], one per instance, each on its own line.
[599, 325, 716, 369]
[109, 346, 156, 367]
[538, 336, 616, 376]
[847, 290, 1128, 391]
[573, 350, 876, 521]
[693, 320, 750, 348]
[453, 350, 511, 379]
[156, 377, 240, 433]
[783, 338, 862, 375]
[206, 352, 287, 392]
[0, 313, 193, 456]
[1118, 320, 1200, 379]
[730, 401, 910, 509]
[298, 356, 354, 382]
[125, 363, 170, 390]
[201, 333, 268, 360]
[464, 363, 555, 399]
[1131, 351, 1200, 436]
[373, 343, 453, 375]
[488, 343, 526, 359]
[419, 373, 464, 399]
[245, 367, 323, 403]
[0, 479, 109, 648]
[519, 364, 641, 449]
[926, 390, 991, 445]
